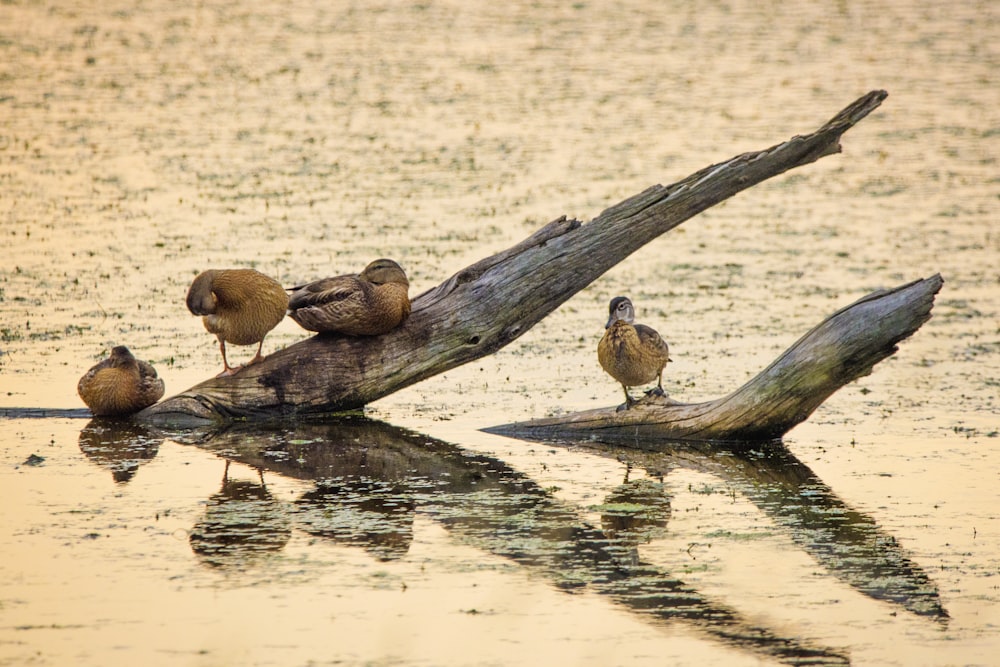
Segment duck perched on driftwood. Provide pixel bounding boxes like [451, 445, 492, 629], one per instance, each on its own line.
[287, 258, 410, 335]
[78, 345, 165, 416]
[133, 91, 897, 426]
[597, 296, 671, 409]
[186, 269, 289, 376]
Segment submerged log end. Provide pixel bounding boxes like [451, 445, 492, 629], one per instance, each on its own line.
[487, 274, 943, 444]
[137, 393, 224, 428]
[482, 395, 788, 444]
[483, 396, 731, 442]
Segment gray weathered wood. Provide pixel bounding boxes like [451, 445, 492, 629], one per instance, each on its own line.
[138, 90, 889, 426]
[486, 274, 943, 442]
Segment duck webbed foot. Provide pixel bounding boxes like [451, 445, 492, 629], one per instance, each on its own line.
[616, 392, 637, 412]
[215, 365, 244, 378]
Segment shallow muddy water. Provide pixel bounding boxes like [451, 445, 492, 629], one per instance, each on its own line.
[1, 1, 998, 665]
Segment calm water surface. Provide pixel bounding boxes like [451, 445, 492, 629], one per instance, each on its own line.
[1, 1, 998, 665]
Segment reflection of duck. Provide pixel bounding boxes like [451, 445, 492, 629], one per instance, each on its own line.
[599, 478, 672, 546]
[295, 481, 415, 561]
[178, 418, 864, 663]
[287, 258, 410, 335]
[77, 346, 165, 416]
[189, 461, 292, 570]
[78, 418, 162, 484]
[186, 269, 288, 376]
[597, 296, 671, 408]
[558, 435, 951, 622]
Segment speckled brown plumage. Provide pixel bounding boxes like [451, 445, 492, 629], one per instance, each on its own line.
[597, 296, 671, 408]
[287, 258, 410, 336]
[186, 268, 288, 376]
[77, 346, 165, 416]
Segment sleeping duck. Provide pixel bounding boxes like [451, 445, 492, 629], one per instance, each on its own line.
[597, 296, 671, 409]
[186, 268, 288, 376]
[287, 258, 410, 336]
[78, 346, 165, 416]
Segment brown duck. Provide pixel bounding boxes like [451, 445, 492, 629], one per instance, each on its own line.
[287, 258, 410, 335]
[597, 296, 671, 408]
[186, 268, 289, 376]
[78, 345, 165, 416]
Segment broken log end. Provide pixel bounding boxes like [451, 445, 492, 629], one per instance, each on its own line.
[486, 274, 942, 444]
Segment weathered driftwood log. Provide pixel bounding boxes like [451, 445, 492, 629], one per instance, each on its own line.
[139, 90, 888, 426]
[487, 275, 942, 442]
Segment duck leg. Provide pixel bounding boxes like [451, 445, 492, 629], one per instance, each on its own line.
[617, 384, 636, 412]
[646, 372, 667, 398]
[216, 339, 242, 377]
[246, 340, 267, 367]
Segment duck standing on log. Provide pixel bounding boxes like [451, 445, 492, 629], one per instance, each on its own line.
[186, 269, 289, 376]
[78, 345, 165, 416]
[597, 296, 671, 409]
[286, 258, 410, 336]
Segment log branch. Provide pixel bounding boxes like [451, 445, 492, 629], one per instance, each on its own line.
[138, 90, 888, 426]
[486, 274, 943, 442]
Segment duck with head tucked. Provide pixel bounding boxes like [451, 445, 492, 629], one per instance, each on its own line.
[598, 296, 671, 409]
[186, 268, 289, 376]
[287, 258, 410, 336]
[78, 345, 165, 416]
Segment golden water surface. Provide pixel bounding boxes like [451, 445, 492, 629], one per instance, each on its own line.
[1, 1, 998, 665]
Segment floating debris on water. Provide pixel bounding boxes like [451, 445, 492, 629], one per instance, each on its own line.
[22, 453, 45, 466]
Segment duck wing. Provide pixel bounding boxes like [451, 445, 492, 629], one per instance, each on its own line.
[135, 359, 166, 403]
[287, 274, 366, 310]
[634, 323, 671, 360]
[288, 274, 386, 334]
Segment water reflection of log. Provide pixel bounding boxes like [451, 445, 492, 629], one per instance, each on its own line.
[189, 461, 293, 570]
[138, 91, 888, 426]
[599, 478, 672, 552]
[78, 418, 163, 483]
[523, 435, 950, 621]
[296, 482, 415, 562]
[170, 417, 854, 665]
